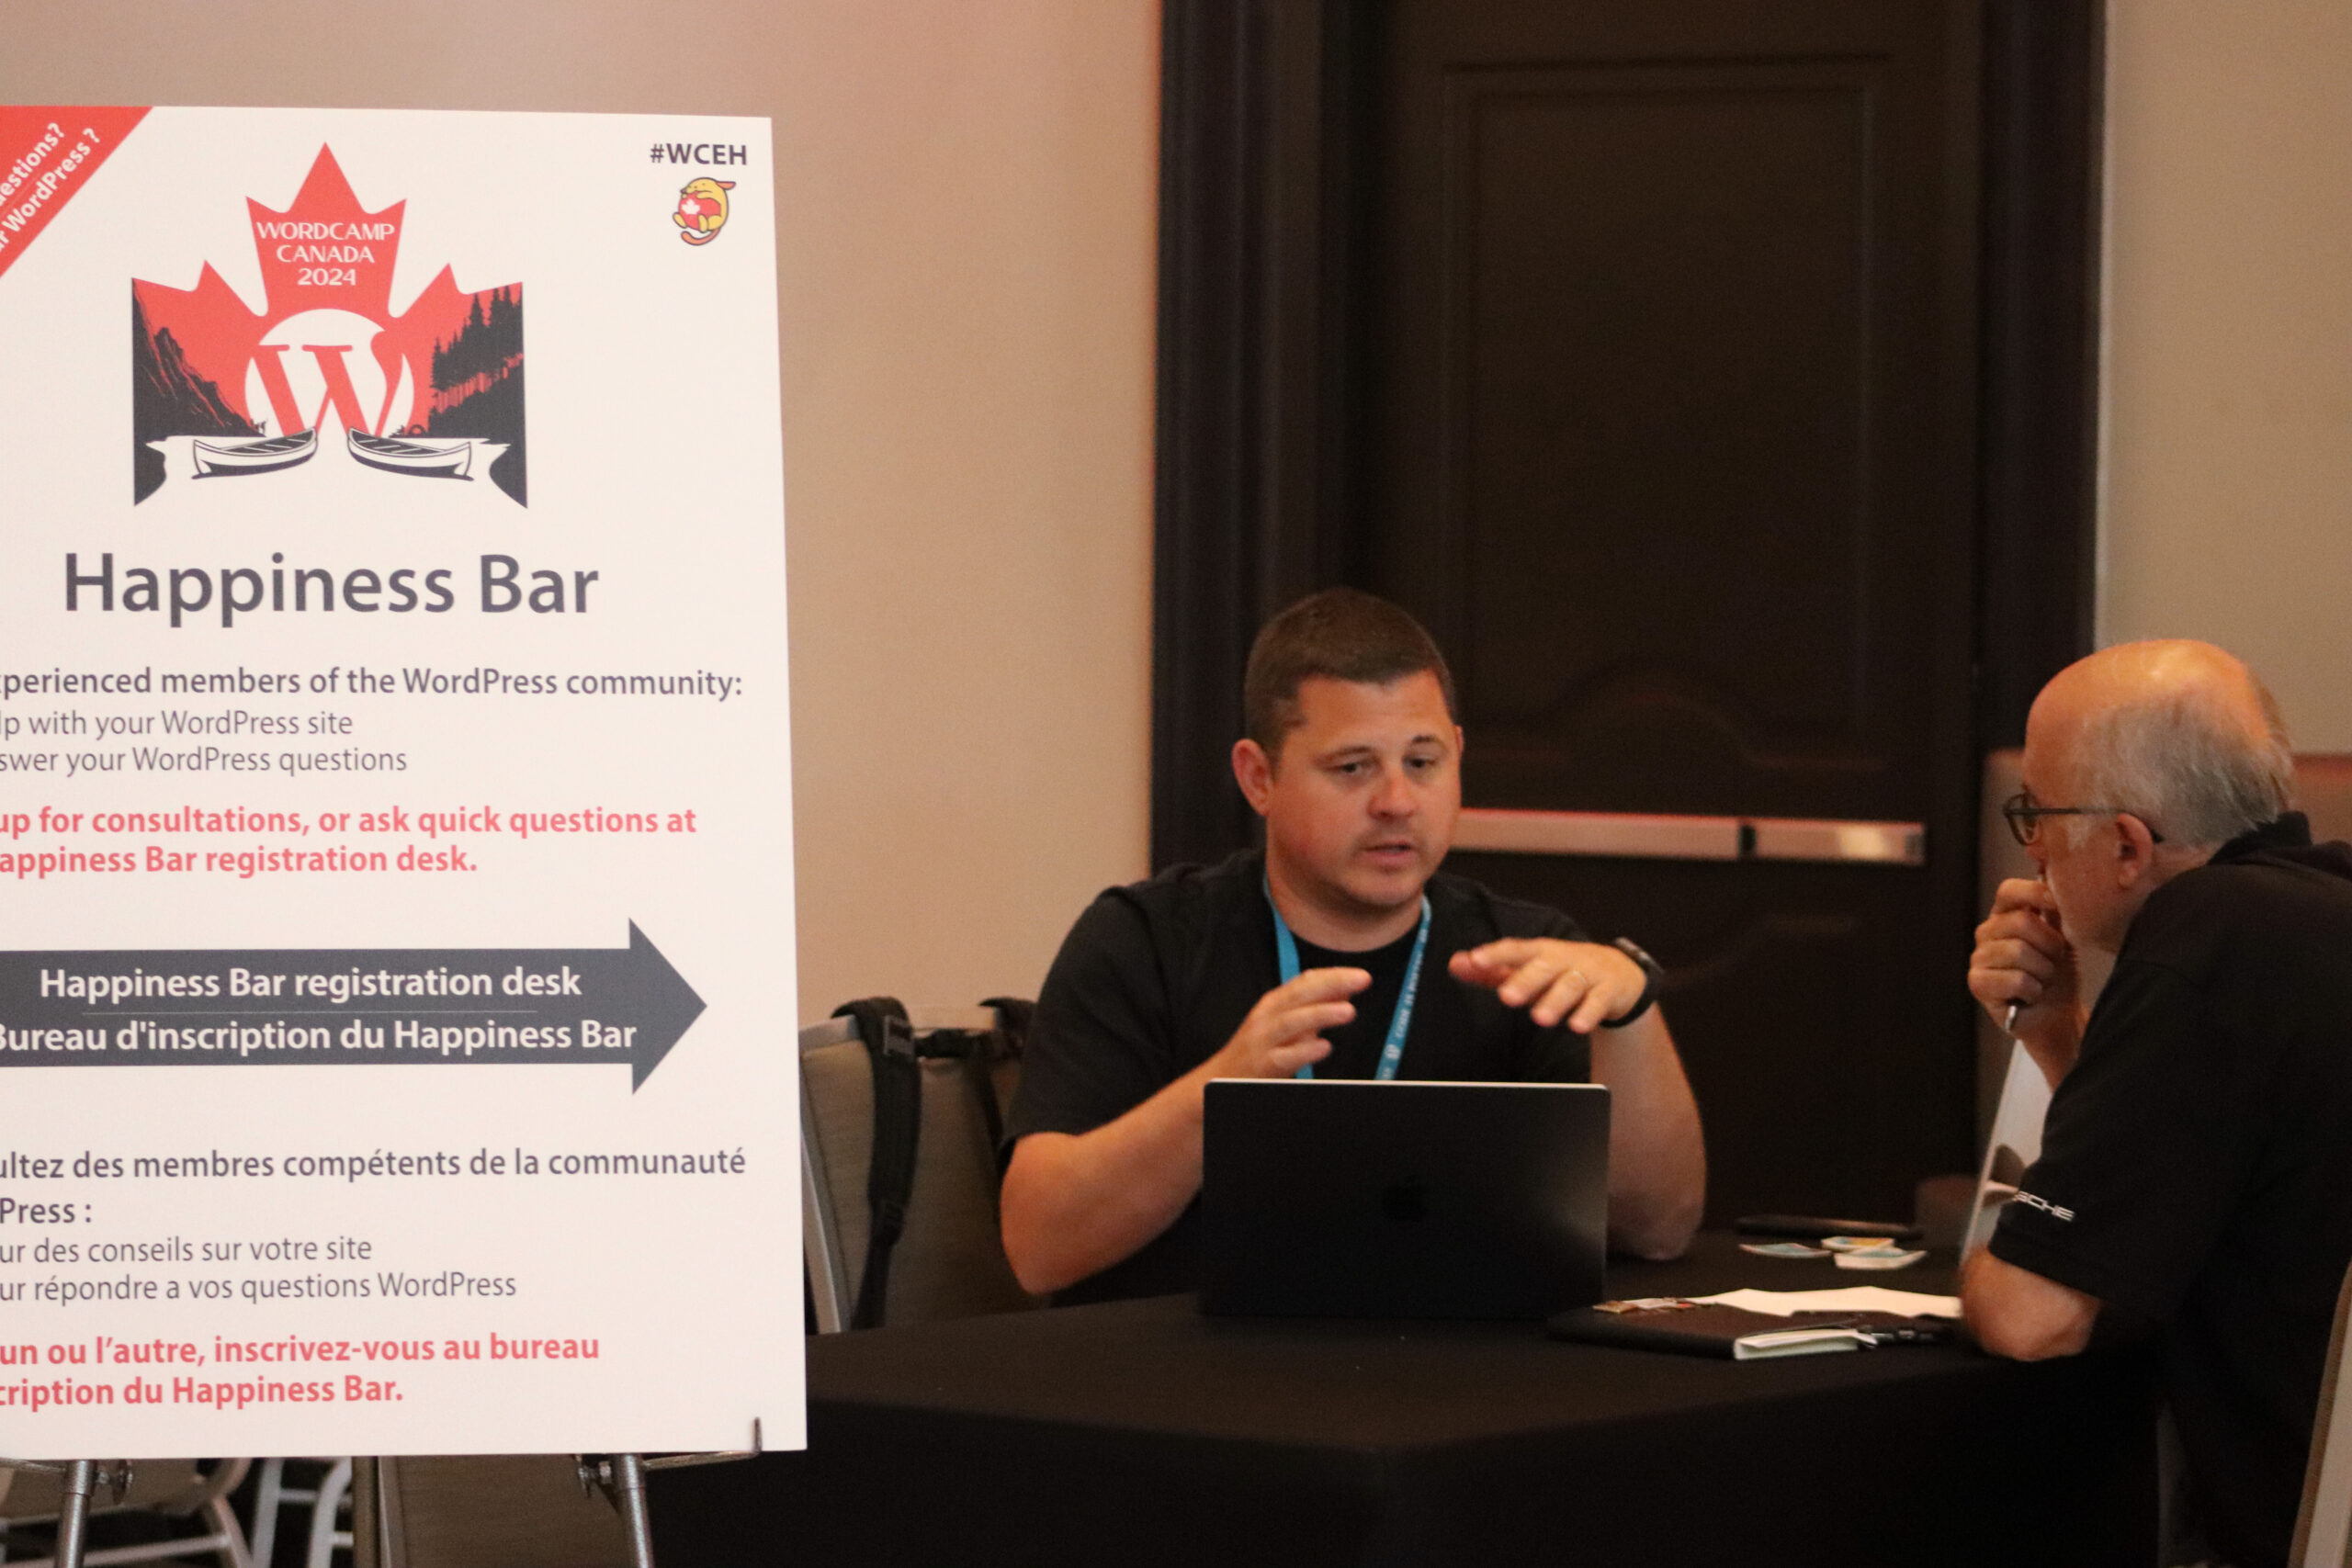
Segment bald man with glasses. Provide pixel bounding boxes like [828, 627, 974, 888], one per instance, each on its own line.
[1964, 640, 2352, 1568]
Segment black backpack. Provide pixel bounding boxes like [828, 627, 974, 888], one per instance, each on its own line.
[828, 998, 1032, 1329]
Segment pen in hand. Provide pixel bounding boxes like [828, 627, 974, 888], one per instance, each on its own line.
[2001, 873, 2047, 1038]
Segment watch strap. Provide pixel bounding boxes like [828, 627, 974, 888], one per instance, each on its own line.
[1601, 936, 1664, 1029]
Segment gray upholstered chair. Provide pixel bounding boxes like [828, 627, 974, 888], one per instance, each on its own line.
[352, 1456, 629, 1568]
[801, 1004, 1037, 1333]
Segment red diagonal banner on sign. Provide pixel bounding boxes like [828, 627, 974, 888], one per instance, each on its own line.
[0, 106, 150, 283]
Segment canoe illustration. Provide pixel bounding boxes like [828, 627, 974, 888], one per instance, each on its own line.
[191, 427, 317, 478]
[348, 428, 474, 479]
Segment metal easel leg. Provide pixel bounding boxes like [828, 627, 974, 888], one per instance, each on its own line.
[51, 1461, 96, 1568]
[0, 1459, 129, 1568]
[611, 1456, 653, 1568]
[578, 1455, 655, 1568]
[582, 1425, 766, 1568]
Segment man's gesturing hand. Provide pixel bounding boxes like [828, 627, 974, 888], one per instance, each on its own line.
[1207, 967, 1371, 1079]
[1450, 939, 1645, 1032]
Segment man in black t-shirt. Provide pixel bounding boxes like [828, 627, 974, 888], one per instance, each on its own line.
[1965, 639, 2352, 1568]
[1001, 590, 1705, 1303]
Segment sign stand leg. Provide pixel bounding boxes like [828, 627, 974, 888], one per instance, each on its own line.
[581, 1423, 763, 1568]
[51, 1461, 98, 1568]
[0, 1460, 130, 1568]
[612, 1455, 654, 1568]
[579, 1454, 656, 1568]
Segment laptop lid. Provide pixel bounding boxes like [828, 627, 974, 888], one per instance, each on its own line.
[1201, 1078, 1610, 1320]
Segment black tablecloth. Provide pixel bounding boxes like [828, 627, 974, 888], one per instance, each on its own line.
[651, 1235, 2156, 1566]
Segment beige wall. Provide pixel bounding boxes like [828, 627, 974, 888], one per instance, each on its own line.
[1, 2, 1161, 1014]
[2100, 1, 2352, 749]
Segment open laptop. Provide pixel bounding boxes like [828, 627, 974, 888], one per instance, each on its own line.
[1200, 1078, 1611, 1320]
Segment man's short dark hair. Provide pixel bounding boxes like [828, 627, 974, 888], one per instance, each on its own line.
[1243, 588, 1459, 762]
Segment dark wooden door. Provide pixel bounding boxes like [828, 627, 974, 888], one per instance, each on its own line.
[1151, 0, 2100, 1225]
[1356, 1, 1978, 1221]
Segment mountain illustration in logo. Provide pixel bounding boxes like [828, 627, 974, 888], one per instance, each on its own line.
[130, 146, 526, 506]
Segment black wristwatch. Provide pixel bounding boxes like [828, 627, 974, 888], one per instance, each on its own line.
[1601, 937, 1665, 1029]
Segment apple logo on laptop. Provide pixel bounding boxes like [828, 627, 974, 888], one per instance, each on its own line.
[1381, 1176, 1428, 1224]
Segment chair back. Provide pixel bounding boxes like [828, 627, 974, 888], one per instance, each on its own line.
[355, 1455, 630, 1568]
[2291, 1256, 2352, 1567]
[800, 1004, 1037, 1332]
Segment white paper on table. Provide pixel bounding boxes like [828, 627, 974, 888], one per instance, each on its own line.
[1695, 1286, 1963, 1319]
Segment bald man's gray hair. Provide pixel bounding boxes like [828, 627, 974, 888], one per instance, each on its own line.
[2070, 674, 2295, 849]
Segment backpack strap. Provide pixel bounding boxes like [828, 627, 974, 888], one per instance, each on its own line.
[980, 996, 1034, 1051]
[972, 998, 1033, 1157]
[832, 997, 918, 1330]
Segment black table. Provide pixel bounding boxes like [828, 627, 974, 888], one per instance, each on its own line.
[651, 1235, 2156, 1566]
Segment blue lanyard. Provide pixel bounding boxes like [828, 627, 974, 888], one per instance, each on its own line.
[1265, 878, 1432, 1081]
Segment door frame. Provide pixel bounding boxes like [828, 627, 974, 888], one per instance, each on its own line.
[1149, 0, 2103, 871]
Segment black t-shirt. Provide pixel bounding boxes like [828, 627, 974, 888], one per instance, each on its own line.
[1007, 849, 1594, 1304]
[1989, 815, 2352, 1568]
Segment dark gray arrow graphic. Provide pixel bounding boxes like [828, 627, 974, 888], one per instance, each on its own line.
[0, 923, 704, 1090]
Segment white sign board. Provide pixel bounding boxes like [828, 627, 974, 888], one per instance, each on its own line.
[0, 106, 801, 1455]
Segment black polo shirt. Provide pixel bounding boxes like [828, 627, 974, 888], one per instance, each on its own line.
[1007, 849, 1593, 1304]
[1990, 815, 2352, 1568]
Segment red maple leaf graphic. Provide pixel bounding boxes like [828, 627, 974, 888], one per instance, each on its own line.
[134, 146, 507, 440]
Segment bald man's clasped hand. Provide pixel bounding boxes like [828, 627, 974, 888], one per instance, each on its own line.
[1968, 878, 2084, 1088]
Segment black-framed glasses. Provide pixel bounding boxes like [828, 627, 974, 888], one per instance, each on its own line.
[2001, 791, 2165, 848]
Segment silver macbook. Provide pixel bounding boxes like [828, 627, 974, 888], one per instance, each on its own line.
[1201, 1078, 1611, 1319]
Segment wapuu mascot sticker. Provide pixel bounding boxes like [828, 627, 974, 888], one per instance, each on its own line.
[673, 178, 734, 245]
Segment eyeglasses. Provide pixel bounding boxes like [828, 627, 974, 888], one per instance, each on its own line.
[2001, 791, 2165, 848]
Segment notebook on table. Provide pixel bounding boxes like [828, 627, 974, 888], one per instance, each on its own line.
[1550, 1285, 1962, 1361]
[1200, 1078, 1610, 1320]
[1548, 1302, 1956, 1361]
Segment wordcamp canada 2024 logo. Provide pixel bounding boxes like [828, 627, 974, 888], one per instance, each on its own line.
[131, 146, 527, 506]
